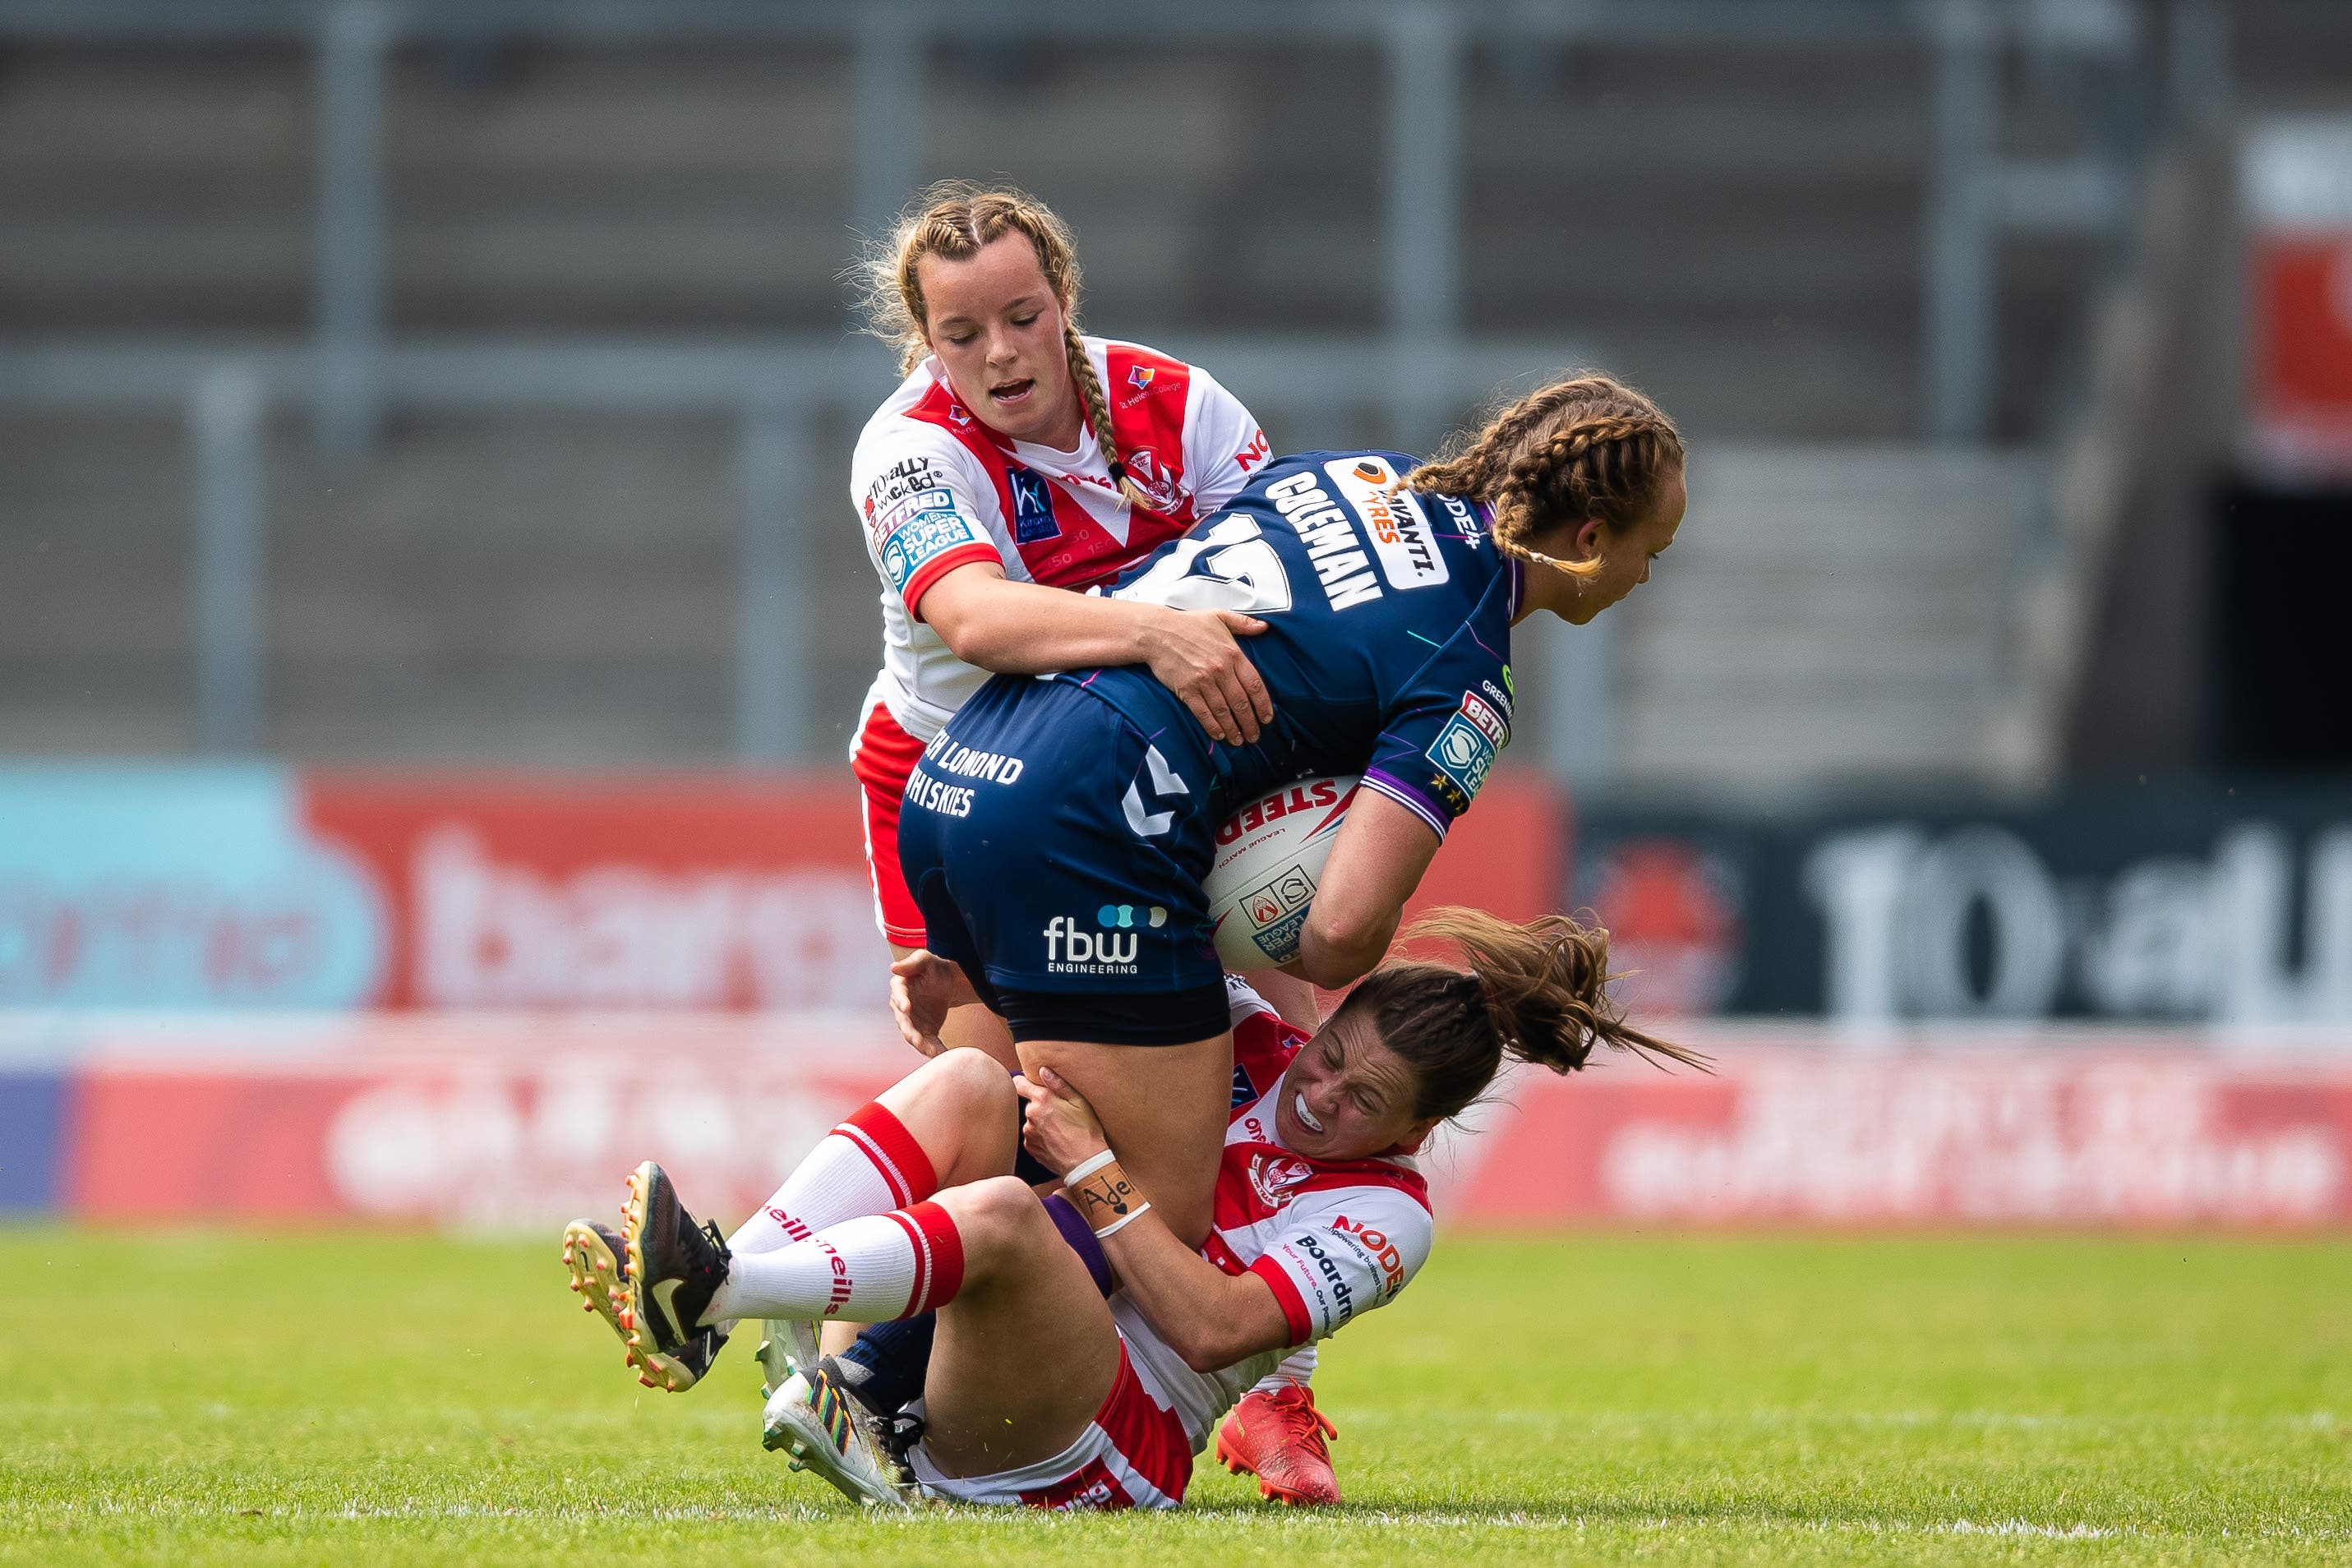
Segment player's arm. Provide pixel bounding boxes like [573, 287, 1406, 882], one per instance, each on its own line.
[1247, 967, 1322, 1031]
[1284, 789, 1441, 989]
[1016, 1068, 1295, 1373]
[915, 562, 1274, 746]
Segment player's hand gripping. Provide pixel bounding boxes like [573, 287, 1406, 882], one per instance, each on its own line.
[1013, 1065, 1109, 1178]
[1135, 606, 1274, 747]
[889, 948, 978, 1057]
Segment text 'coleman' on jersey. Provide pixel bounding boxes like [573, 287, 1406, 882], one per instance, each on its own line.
[849, 337, 1270, 744]
[1109, 979, 1433, 1454]
[1084, 450, 1522, 843]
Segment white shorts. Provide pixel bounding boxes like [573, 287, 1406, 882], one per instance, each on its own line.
[907, 1341, 1194, 1510]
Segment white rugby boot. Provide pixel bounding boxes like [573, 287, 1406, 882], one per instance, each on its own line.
[763, 1363, 915, 1510]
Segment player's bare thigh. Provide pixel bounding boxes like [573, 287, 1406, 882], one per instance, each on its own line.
[1014, 1033, 1234, 1249]
[915, 1176, 1125, 1478]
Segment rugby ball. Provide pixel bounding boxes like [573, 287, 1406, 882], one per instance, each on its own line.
[1205, 775, 1359, 971]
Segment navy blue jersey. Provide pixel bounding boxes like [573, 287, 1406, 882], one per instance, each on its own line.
[1086, 450, 1521, 838]
[893, 449, 1523, 1006]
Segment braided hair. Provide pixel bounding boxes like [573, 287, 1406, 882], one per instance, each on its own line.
[855, 179, 1155, 512]
[1333, 906, 1709, 1125]
[1401, 374, 1684, 574]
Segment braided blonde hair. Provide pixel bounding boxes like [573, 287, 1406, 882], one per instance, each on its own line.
[856, 180, 1154, 511]
[1402, 374, 1684, 575]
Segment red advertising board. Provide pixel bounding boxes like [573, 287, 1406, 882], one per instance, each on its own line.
[61, 1014, 906, 1226]
[2244, 120, 2352, 470]
[302, 773, 885, 1011]
[1451, 1042, 2352, 1226]
[0, 764, 1566, 1015]
[48, 1018, 2352, 1229]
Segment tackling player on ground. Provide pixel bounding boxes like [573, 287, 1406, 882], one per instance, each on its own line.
[564, 908, 1686, 1510]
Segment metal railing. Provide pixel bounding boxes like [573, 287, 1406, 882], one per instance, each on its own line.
[0, 0, 2216, 769]
[0, 332, 1593, 763]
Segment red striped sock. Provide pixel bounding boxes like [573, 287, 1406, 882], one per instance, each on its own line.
[884, 1200, 968, 1317]
[705, 1201, 967, 1325]
[724, 1102, 939, 1256]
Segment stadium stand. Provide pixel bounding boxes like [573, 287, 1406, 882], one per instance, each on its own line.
[0, 2, 2342, 788]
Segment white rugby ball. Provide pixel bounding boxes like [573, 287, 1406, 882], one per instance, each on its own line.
[1205, 775, 1359, 971]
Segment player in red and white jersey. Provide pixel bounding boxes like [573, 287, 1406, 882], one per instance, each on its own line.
[825, 182, 1338, 1497]
[845, 183, 1275, 982]
[850, 333, 1266, 754]
[562, 907, 1695, 1511]
[1080, 978, 1434, 1464]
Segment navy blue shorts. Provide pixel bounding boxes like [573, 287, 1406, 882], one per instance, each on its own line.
[894, 675, 1228, 1042]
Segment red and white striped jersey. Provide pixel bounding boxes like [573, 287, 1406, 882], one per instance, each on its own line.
[1110, 980, 1435, 1454]
[849, 336, 1269, 743]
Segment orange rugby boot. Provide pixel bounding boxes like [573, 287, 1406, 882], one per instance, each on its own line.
[1215, 1380, 1340, 1506]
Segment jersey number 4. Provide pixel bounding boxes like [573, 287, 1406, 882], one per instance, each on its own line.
[1113, 514, 1293, 616]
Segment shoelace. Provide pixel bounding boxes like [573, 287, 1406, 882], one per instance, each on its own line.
[1260, 1384, 1338, 1455]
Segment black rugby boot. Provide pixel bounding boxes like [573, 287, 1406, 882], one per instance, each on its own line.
[616, 1161, 733, 1392]
[560, 1218, 633, 1346]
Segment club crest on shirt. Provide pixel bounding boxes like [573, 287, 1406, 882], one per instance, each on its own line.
[1248, 1151, 1315, 1211]
[1122, 448, 1188, 513]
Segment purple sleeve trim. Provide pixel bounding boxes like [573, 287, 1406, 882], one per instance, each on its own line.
[1361, 769, 1451, 842]
[1040, 1192, 1114, 1298]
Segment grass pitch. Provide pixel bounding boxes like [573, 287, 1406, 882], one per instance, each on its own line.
[1, 1228, 2345, 1565]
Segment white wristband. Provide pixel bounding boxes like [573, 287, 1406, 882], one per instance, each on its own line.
[1093, 1201, 1151, 1238]
[1063, 1149, 1118, 1187]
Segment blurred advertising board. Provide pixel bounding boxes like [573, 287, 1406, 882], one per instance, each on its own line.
[1452, 1038, 2352, 1227]
[1571, 784, 2352, 1026]
[2244, 118, 2352, 473]
[7, 1017, 2350, 1229]
[36, 1012, 907, 1229]
[0, 764, 1557, 1013]
[0, 766, 883, 1012]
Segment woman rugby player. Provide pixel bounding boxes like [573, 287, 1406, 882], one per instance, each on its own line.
[889, 374, 1694, 1256]
[845, 181, 1312, 1057]
[838, 179, 1336, 1496]
[568, 908, 1686, 1510]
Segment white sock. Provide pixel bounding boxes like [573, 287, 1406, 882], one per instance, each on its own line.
[725, 1101, 938, 1256]
[1252, 1343, 1318, 1395]
[703, 1203, 966, 1327]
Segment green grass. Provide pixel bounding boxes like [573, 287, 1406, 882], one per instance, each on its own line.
[2, 1228, 2346, 1565]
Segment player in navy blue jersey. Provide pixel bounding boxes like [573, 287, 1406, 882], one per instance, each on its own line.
[892, 374, 1688, 1247]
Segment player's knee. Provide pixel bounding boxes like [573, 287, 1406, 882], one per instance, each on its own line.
[938, 1041, 1016, 1103]
[917, 1043, 1017, 1121]
[960, 1174, 1041, 1228]
[943, 1175, 1051, 1275]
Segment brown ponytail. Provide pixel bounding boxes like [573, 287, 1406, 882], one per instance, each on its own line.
[855, 178, 1154, 511]
[1401, 374, 1683, 574]
[1335, 905, 1709, 1124]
